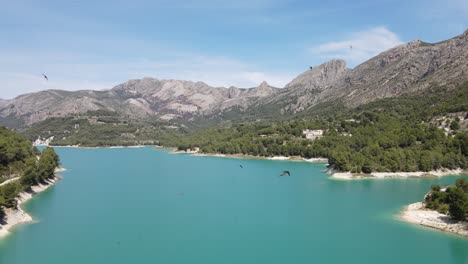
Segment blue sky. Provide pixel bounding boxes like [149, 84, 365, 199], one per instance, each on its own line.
[1, 0, 467, 99]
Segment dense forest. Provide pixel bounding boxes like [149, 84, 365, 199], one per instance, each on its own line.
[425, 178, 468, 221]
[23, 110, 182, 147]
[0, 127, 60, 219]
[161, 84, 468, 173]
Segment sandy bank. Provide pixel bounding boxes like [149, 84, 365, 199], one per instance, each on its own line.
[170, 149, 200, 154]
[0, 176, 60, 239]
[331, 169, 466, 180]
[190, 152, 328, 163]
[399, 202, 468, 238]
[52, 145, 148, 149]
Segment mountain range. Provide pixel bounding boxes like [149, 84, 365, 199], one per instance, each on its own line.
[1, 29, 467, 129]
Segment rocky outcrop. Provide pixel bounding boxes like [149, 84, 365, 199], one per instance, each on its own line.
[0, 79, 279, 126]
[285, 59, 349, 90]
[33, 136, 55, 146]
[0, 99, 8, 108]
[321, 29, 468, 107]
[258, 29, 468, 113]
[400, 202, 468, 238]
[259, 60, 350, 113]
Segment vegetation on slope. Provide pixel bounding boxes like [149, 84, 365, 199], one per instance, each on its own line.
[426, 178, 468, 221]
[0, 127, 60, 220]
[0, 127, 39, 181]
[23, 110, 183, 147]
[162, 84, 468, 173]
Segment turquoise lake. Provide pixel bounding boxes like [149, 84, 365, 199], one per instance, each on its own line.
[0, 147, 467, 263]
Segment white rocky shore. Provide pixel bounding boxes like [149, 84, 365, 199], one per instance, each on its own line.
[0, 170, 63, 239]
[331, 168, 465, 180]
[188, 151, 328, 163]
[400, 202, 468, 238]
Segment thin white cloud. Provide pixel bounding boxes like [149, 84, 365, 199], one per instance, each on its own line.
[309, 27, 404, 67]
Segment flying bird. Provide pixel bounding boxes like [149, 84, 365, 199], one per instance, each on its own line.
[42, 73, 48, 81]
[280, 171, 290, 176]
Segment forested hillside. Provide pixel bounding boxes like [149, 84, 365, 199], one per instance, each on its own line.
[163, 84, 468, 173]
[0, 127, 60, 219]
[23, 110, 182, 147]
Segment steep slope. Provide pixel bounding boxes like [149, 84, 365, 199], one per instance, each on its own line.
[0, 90, 120, 126]
[220, 81, 279, 111]
[0, 99, 8, 108]
[262, 29, 468, 113]
[321, 29, 468, 107]
[260, 59, 349, 113]
[0, 78, 279, 127]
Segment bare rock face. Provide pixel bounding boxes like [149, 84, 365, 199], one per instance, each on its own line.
[247, 81, 277, 97]
[257, 29, 468, 113]
[0, 78, 279, 126]
[220, 81, 279, 110]
[260, 60, 349, 113]
[320, 29, 468, 107]
[0, 99, 8, 108]
[285, 59, 349, 90]
[0, 90, 115, 125]
[112, 78, 229, 117]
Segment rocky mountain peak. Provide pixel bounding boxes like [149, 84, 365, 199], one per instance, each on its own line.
[285, 59, 348, 90]
[259, 81, 269, 87]
[245, 81, 277, 97]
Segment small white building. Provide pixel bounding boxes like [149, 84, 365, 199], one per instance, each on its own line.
[302, 129, 324, 140]
[33, 136, 54, 146]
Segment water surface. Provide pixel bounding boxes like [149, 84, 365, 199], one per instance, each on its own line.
[0, 147, 467, 264]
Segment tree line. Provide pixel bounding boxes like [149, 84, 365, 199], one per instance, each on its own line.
[0, 127, 60, 220]
[162, 84, 468, 173]
[426, 178, 468, 221]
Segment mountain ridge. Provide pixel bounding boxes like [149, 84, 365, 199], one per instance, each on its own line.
[1, 29, 467, 128]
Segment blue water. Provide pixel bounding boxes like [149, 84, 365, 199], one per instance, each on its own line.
[0, 147, 467, 264]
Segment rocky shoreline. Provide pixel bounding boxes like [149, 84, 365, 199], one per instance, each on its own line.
[0, 172, 62, 239]
[194, 153, 328, 163]
[399, 202, 468, 238]
[331, 169, 466, 180]
[170, 149, 328, 163]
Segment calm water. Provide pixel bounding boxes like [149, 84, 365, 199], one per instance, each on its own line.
[0, 147, 467, 264]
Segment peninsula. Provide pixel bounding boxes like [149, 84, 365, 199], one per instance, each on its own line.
[400, 178, 468, 238]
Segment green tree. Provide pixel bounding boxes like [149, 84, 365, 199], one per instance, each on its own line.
[447, 187, 467, 221]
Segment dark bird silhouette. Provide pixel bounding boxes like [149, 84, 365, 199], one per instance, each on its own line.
[309, 66, 313, 70]
[239, 164, 243, 168]
[280, 171, 290, 176]
[42, 73, 48, 81]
